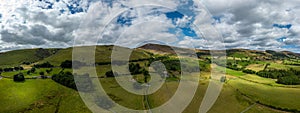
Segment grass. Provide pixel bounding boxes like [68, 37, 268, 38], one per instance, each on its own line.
[268, 62, 300, 70]
[215, 66, 246, 77]
[100, 77, 145, 110]
[228, 78, 300, 111]
[0, 78, 90, 113]
[246, 64, 265, 71]
[0, 49, 40, 68]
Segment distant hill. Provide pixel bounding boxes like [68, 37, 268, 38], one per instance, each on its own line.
[0, 43, 299, 67]
[138, 43, 300, 60]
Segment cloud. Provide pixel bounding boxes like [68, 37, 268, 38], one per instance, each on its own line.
[201, 0, 300, 52]
[0, 0, 300, 53]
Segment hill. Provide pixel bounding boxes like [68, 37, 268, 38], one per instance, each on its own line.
[0, 44, 300, 113]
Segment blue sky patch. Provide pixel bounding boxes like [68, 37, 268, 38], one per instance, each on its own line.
[37, 0, 54, 9]
[116, 16, 135, 26]
[181, 27, 197, 37]
[283, 44, 296, 49]
[67, 5, 83, 14]
[273, 24, 292, 29]
[165, 11, 184, 19]
[276, 37, 287, 42]
[213, 15, 223, 24]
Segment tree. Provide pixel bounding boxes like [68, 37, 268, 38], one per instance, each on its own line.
[13, 73, 25, 82]
[60, 60, 72, 68]
[34, 62, 54, 68]
[52, 71, 76, 90]
[30, 67, 36, 73]
[4, 68, 14, 72]
[105, 70, 118, 77]
[129, 63, 142, 75]
[39, 71, 45, 75]
[46, 69, 53, 74]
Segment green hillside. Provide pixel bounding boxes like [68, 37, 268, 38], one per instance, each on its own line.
[0, 44, 300, 113]
[0, 48, 59, 68]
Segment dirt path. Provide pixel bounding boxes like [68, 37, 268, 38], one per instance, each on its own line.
[240, 103, 256, 113]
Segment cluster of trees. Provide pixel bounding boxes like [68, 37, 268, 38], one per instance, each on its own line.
[129, 63, 143, 75]
[60, 60, 85, 69]
[60, 60, 72, 68]
[52, 71, 76, 90]
[226, 62, 257, 74]
[13, 73, 25, 82]
[52, 72, 94, 92]
[0, 67, 24, 73]
[226, 62, 243, 71]
[257, 68, 300, 85]
[27, 67, 36, 75]
[34, 62, 54, 68]
[242, 69, 256, 74]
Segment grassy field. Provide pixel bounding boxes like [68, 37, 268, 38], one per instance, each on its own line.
[1, 68, 65, 79]
[246, 64, 265, 71]
[228, 78, 300, 111]
[0, 78, 90, 113]
[0, 49, 40, 68]
[268, 62, 300, 70]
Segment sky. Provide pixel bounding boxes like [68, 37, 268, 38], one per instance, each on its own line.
[0, 0, 299, 53]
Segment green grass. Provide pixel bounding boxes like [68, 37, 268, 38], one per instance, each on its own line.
[0, 49, 40, 68]
[0, 78, 90, 113]
[268, 62, 300, 70]
[246, 64, 265, 71]
[215, 66, 246, 76]
[41, 46, 151, 66]
[100, 77, 145, 110]
[228, 78, 300, 111]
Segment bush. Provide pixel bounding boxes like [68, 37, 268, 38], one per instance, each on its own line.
[13, 73, 25, 82]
